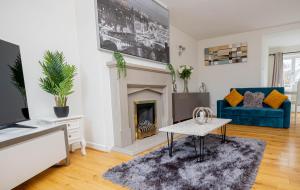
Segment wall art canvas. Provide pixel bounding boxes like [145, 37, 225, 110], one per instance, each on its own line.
[96, 0, 170, 64]
[204, 42, 247, 66]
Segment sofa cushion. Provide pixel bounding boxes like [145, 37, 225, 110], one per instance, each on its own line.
[264, 89, 288, 109]
[224, 89, 244, 107]
[230, 87, 285, 107]
[223, 107, 284, 117]
[232, 87, 284, 97]
[243, 91, 264, 108]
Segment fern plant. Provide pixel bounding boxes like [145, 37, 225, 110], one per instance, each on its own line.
[166, 63, 177, 92]
[39, 51, 76, 107]
[9, 55, 27, 107]
[113, 52, 126, 79]
[166, 63, 176, 82]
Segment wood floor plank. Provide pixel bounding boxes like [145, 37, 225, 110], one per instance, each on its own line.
[14, 119, 300, 190]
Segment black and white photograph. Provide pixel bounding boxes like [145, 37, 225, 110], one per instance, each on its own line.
[96, 0, 170, 64]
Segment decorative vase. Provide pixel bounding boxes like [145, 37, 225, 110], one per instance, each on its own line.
[183, 78, 189, 93]
[54, 106, 69, 118]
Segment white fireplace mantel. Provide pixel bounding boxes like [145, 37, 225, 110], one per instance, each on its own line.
[107, 62, 171, 74]
[107, 62, 173, 148]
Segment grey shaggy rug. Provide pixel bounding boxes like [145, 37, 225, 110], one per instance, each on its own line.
[104, 134, 265, 190]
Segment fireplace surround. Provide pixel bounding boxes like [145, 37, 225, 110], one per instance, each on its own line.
[107, 62, 172, 148]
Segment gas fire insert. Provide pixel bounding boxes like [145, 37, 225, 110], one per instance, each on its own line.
[134, 100, 157, 139]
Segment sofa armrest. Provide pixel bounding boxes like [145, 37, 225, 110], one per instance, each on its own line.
[217, 100, 228, 118]
[281, 100, 291, 128]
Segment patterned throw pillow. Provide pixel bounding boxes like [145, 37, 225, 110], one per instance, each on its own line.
[243, 91, 264, 108]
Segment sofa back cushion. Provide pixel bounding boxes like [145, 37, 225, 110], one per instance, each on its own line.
[225, 89, 244, 107]
[230, 87, 284, 107]
[263, 89, 288, 109]
[243, 91, 264, 108]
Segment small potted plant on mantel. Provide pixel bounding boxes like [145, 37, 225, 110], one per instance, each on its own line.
[166, 63, 177, 92]
[113, 51, 127, 79]
[39, 51, 77, 118]
[178, 65, 193, 93]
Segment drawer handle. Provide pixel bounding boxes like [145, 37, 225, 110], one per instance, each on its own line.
[69, 135, 72, 138]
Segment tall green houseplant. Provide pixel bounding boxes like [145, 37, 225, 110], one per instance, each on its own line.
[39, 51, 76, 117]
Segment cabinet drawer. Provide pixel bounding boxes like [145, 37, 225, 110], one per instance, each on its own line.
[66, 121, 80, 130]
[67, 130, 80, 143]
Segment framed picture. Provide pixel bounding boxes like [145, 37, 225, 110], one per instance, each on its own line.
[96, 0, 170, 64]
[204, 42, 248, 66]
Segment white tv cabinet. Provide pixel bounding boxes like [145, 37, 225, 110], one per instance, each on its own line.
[40, 115, 86, 155]
[0, 123, 69, 190]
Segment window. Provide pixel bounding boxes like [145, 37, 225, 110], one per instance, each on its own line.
[283, 53, 300, 92]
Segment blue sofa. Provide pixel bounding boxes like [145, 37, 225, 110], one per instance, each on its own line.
[217, 87, 291, 128]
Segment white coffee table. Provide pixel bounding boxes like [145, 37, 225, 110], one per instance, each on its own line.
[159, 118, 232, 162]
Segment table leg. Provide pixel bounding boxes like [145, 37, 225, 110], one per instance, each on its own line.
[167, 132, 174, 157]
[167, 132, 170, 148]
[222, 125, 227, 143]
[198, 136, 205, 162]
[221, 125, 223, 136]
[192, 136, 197, 156]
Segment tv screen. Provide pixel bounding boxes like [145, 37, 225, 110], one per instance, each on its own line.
[0, 39, 29, 126]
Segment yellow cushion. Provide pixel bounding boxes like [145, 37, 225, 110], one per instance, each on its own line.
[225, 89, 244, 107]
[263, 90, 288, 109]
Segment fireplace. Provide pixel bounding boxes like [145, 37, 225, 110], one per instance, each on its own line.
[134, 100, 157, 139]
[108, 62, 172, 148]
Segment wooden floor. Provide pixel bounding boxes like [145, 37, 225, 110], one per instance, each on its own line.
[16, 117, 300, 190]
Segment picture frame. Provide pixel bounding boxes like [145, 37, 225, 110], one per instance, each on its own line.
[95, 0, 170, 64]
[204, 42, 248, 66]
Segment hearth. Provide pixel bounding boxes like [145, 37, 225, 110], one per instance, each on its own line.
[134, 100, 156, 139]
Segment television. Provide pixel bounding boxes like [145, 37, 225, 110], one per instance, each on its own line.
[0, 39, 29, 128]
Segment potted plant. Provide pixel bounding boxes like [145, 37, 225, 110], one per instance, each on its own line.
[39, 51, 76, 118]
[9, 55, 29, 119]
[166, 63, 177, 92]
[178, 65, 193, 93]
[113, 52, 127, 79]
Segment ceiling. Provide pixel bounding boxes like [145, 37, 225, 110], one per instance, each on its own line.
[160, 0, 300, 40]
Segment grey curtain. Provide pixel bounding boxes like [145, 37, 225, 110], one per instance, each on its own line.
[272, 52, 284, 87]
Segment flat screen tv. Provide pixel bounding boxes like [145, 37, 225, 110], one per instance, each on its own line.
[0, 39, 29, 128]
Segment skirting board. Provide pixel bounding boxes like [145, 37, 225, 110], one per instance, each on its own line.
[85, 134, 183, 155]
[86, 141, 112, 152]
[112, 133, 183, 156]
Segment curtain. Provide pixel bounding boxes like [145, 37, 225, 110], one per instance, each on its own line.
[272, 52, 283, 87]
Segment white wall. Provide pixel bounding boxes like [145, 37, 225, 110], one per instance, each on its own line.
[197, 23, 300, 112]
[170, 27, 199, 92]
[0, 0, 83, 118]
[198, 32, 263, 112]
[74, 0, 198, 150]
[269, 45, 300, 54]
[0, 0, 198, 150]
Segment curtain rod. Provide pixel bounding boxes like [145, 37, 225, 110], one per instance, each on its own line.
[269, 51, 300, 56]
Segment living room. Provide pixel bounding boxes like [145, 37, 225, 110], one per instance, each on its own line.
[0, 0, 300, 189]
